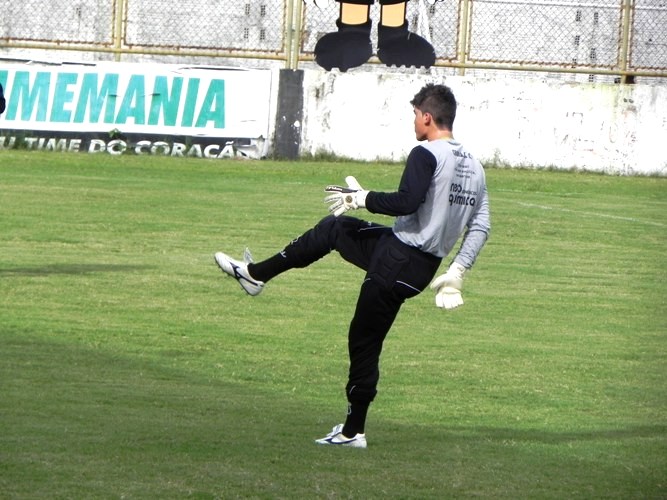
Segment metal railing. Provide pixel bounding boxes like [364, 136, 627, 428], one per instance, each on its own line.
[0, 0, 665, 82]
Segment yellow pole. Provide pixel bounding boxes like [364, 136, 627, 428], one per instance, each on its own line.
[113, 0, 124, 62]
[458, 0, 472, 76]
[289, 0, 304, 69]
[618, 0, 633, 83]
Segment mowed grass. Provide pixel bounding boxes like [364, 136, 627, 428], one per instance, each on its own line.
[0, 150, 665, 499]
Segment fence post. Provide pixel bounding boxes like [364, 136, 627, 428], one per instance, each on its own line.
[618, 0, 633, 83]
[113, 0, 124, 62]
[285, 0, 303, 69]
[457, 0, 472, 76]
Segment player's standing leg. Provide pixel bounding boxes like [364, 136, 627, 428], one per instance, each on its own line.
[317, 234, 441, 447]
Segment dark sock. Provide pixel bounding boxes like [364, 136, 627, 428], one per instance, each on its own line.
[343, 401, 370, 437]
[247, 252, 291, 283]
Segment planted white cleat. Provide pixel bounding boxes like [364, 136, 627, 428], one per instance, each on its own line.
[315, 424, 367, 448]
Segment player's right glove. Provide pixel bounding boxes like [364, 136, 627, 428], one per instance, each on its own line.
[430, 262, 467, 310]
[324, 176, 368, 217]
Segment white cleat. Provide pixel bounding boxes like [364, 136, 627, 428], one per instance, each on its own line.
[315, 424, 367, 448]
[214, 248, 265, 296]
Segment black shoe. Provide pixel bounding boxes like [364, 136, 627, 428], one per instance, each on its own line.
[377, 22, 435, 69]
[315, 19, 373, 72]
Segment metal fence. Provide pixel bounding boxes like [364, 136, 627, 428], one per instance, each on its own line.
[0, 0, 665, 82]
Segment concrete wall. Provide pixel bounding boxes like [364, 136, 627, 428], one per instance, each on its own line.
[297, 70, 667, 176]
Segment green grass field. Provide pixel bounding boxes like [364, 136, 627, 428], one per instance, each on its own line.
[1, 151, 665, 499]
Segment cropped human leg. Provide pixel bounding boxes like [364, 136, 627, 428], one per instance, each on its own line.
[342, 235, 442, 437]
[342, 278, 405, 437]
[247, 215, 388, 283]
[377, 0, 435, 68]
[314, 1, 374, 71]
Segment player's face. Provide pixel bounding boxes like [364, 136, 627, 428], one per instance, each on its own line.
[413, 107, 428, 141]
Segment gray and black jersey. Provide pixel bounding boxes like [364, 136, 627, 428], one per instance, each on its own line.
[365, 138, 490, 267]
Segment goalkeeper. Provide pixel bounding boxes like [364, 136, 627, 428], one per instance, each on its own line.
[214, 83, 490, 448]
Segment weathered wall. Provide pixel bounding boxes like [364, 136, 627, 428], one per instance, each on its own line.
[299, 70, 667, 175]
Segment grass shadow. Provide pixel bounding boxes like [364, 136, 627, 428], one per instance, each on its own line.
[438, 424, 667, 445]
[0, 263, 154, 276]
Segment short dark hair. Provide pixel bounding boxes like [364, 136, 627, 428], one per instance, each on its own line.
[410, 83, 457, 130]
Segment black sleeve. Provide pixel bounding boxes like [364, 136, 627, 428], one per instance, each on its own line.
[0, 83, 5, 115]
[365, 146, 437, 216]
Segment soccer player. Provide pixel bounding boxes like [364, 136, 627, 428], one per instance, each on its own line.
[214, 83, 490, 448]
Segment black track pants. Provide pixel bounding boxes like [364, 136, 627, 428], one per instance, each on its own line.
[272, 215, 441, 404]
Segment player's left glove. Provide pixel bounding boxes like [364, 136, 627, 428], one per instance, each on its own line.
[324, 176, 368, 217]
[430, 262, 467, 310]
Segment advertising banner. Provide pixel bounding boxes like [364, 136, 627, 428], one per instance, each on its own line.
[0, 62, 273, 158]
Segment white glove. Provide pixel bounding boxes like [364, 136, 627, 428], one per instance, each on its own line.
[430, 262, 467, 310]
[324, 176, 369, 217]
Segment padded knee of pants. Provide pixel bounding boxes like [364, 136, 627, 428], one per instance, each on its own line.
[346, 383, 378, 403]
[280, 215, 338, 268]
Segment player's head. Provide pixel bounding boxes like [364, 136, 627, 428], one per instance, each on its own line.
[410, 83, 457, 131]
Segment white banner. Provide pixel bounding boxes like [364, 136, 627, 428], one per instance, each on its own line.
[0, 62, 273, 158]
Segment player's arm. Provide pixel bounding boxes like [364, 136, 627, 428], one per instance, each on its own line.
[324, 146, 435, 217]
[431, 183, 490, 309]
[364, 146, 436, 216]
[453, 184, 490, 268]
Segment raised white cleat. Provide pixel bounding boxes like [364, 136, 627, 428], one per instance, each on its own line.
[214, 248, 264, 296]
